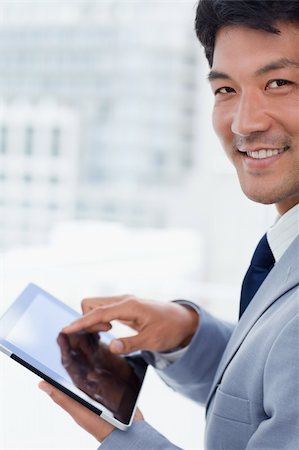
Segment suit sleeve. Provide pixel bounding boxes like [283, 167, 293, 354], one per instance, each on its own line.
[247, 313, 299, 450]
[99, 307, 234, 449]
[99, 421, 182, 449]
[149, 307, 234, 405]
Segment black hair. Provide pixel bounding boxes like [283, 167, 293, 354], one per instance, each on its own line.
[195, 0, 299, 67]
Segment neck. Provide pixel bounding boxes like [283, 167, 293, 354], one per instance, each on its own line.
[275, 199, 299, 216]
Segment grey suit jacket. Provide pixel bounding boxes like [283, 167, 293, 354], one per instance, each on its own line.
[100, 235, 299, 449]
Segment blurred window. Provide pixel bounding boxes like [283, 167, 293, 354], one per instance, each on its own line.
[24, 126, 34, 155]
[51, 127, 61, 157]
[23, 174, 33, 183]
[0, 126, 7, 154]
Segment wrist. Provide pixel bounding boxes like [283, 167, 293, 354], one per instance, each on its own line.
[96, 421, 115, 443]
[178, 304, 200, 348]
[99, 408, 143, 442]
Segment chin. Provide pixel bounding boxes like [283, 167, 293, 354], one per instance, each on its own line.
[240, 187, 280, 206]
[247, 195, 276, 206]
[242, 188, 299, 212]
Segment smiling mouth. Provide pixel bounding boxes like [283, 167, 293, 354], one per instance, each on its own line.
[239, 146, 290, 160]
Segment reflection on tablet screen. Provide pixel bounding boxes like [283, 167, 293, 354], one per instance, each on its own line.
[57, 331, 143, 420]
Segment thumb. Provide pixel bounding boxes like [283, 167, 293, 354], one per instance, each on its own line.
[110, 335, 143, 354]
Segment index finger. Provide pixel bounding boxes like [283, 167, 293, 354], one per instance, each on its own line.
[81, 295, 129, 314]
[62, 300, 139, 334]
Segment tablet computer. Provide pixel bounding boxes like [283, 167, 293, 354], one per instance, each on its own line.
[0, 283, 148, 431]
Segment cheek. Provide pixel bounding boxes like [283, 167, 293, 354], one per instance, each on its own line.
[212, 107, 232, 144]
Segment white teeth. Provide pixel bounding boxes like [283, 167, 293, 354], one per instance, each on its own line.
[267, 149, 277, 157]
[246, 148, 286, 159]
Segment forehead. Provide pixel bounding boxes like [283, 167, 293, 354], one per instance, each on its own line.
[212, 22, 299, 71]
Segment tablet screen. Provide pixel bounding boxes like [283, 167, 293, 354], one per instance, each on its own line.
[0, 285, 147, 428]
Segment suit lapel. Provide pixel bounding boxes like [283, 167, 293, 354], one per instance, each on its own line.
[206, 235, 299, 412]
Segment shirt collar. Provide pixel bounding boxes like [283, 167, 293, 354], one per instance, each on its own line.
[267, 203, 299, 262]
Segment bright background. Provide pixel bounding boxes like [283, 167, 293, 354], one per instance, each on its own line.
[0, 1, 276, 449]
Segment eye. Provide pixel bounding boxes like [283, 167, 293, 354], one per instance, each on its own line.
[266, 79, 293, 89]
[214, 86, 235, 95]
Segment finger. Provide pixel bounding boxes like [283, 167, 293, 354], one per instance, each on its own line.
[38, 381, 80, 416]
[134, 407, 144, 421]
[109, 334, 145, 354]
[82, 322, 112, 333]
[38, 382, 116, 442]
[81, 296, 128, 314]
[38, 382, 102, 430]
[62, 316, 112, 334]
[63, 300, 139, 334]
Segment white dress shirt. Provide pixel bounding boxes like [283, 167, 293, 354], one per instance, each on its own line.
[154, 203, 299, 369]
[267, 203, 299, 262]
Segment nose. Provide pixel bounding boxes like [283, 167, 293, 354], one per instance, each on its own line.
[231, 91, 271, 137]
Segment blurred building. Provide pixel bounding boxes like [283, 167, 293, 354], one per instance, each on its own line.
[0, 0, 199, 249]
[0, 100, 80, 248]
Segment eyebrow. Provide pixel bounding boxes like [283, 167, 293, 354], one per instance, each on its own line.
[207, 70, 230, 82]
[255, 58, 299, 75]
[208, 58, 299, 82]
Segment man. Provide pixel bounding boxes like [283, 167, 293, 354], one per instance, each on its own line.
[39, 1, 299, 448]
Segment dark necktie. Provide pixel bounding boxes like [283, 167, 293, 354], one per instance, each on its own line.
[239, 233, 275, 318]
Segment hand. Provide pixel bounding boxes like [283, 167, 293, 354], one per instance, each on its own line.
[38, 381, 144, 443]
[62, 295, 199, 355]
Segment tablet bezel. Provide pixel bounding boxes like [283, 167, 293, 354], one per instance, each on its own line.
[0, 283, 147, 431]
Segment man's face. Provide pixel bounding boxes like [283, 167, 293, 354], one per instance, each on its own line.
[209, 22, 299, 215]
